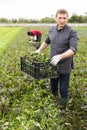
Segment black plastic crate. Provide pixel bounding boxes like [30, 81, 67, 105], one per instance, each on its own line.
[20, 57, 59, 79]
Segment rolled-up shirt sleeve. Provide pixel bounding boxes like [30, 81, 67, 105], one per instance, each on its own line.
[69, 30, 79, 54]
[45, 36, 50, 44]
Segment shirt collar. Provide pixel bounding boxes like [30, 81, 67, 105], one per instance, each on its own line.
[56, 24, 67, 31]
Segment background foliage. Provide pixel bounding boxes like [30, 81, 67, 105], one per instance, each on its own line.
[0, 14, 87, 23]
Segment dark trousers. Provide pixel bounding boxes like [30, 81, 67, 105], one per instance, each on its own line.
[36, 35, 42, 49]
[50, 73, 70, 98]
[36, 35, 42, 42]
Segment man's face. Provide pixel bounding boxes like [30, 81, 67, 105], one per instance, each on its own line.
[55, 13, 68, 29]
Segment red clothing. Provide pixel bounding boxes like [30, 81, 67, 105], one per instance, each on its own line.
[31, 30, 42, 36]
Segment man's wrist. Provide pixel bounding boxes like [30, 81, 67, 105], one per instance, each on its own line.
[57, 55, 61, 60]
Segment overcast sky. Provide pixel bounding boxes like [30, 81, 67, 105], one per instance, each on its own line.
[0, 0, 87, 19]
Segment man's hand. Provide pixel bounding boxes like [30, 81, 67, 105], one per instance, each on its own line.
[50, 55, 61, 66]
[35, 49, 41, 54]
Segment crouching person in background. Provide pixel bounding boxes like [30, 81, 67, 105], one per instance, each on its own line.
[27, 29, 42, 49]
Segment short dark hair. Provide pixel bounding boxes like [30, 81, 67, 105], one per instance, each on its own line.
[27, 31, 32, 36]
[55, 9, 68, 18]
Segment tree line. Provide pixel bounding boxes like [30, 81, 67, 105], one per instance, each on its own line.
[0, 14, 87, 23]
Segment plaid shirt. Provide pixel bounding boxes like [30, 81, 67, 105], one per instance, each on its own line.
[45, 24, 78, 74]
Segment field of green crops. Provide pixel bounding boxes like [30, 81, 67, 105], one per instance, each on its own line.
[0, 26, 87, 130]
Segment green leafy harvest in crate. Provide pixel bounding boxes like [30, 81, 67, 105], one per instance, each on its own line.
[22, 52, 59, 79]
[24, 52, 50, 63]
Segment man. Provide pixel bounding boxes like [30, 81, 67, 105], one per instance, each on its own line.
[27, 30, 42, 49]
[35, 9, 78, 112]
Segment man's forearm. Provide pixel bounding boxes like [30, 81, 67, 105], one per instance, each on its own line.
[60, 49, 74, 59]
[38, 42, 48, 52]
